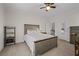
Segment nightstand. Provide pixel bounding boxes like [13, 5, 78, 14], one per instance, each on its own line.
[41, 32, 47, 34]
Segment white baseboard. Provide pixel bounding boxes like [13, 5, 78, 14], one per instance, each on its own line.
[0, 46, 4, 53]
[59, 39, 70, 43]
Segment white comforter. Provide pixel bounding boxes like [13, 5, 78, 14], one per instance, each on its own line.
[24, 32, 54, 55]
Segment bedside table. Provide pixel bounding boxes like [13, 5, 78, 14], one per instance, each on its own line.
[41, 32, 47, 34]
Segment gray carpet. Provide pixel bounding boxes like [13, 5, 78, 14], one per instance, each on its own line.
[0, 39, 74, 56]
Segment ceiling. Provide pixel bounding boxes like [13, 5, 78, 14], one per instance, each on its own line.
[3, 3, 79, 12]
[3, 3, 79, 20]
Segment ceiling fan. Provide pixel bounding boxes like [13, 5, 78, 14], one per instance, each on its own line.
[40, 3, 56, 11]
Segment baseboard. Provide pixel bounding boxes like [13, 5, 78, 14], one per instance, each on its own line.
[0, 46, 4, 53]
[59, 39, 70, 43]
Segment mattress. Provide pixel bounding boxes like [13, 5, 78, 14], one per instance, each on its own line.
[24, 32, 54, 55]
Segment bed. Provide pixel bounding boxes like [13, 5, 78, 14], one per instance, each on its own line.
[24, 24, 57, 56]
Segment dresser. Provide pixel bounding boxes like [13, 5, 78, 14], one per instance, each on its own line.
[70, 26, 79, 44]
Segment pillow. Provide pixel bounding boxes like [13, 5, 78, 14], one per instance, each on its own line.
[27, 30, 37, 34]
[36, 28, 40, 33]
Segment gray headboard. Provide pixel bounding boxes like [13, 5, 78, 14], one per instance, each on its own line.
[24, 24, 40, 35]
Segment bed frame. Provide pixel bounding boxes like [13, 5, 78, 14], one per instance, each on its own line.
[24, 24, 57, 56]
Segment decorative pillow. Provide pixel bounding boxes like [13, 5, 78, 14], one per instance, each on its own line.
[27, 30, 36, 34]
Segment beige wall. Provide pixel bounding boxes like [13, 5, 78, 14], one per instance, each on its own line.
[4, 3, 79, 43]
[0, 4, 4, 51]
[4, 4, 50, 43]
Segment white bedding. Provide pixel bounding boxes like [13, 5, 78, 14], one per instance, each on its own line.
[24, 32, 54, 55]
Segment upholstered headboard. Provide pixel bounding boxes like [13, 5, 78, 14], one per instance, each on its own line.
[24, 24, 40, 35]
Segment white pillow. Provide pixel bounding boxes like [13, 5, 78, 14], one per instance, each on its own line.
[36, 28, 40, 33]
[27, 30, 36, 34]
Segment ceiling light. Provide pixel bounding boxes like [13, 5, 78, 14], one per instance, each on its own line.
[40, 3, 56, 12]
[46, 6, 50, 10]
